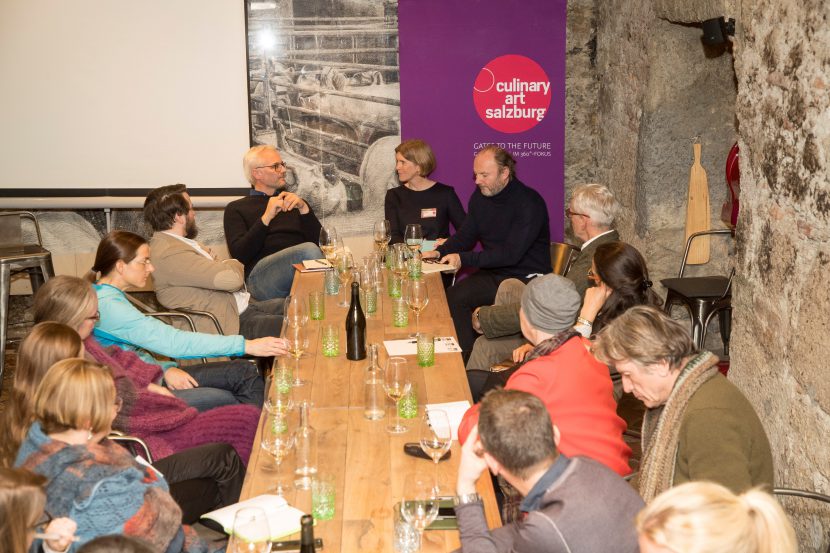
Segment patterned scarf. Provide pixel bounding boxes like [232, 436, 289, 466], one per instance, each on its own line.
[638, 351, 720, 502]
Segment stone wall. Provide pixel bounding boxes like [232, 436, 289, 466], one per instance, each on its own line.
[730, 0, 830, 548]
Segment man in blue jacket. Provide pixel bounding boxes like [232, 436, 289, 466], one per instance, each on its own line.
[424, 145, 550, 360]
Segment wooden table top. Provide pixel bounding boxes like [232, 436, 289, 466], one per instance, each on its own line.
[239, 270, 501, 552]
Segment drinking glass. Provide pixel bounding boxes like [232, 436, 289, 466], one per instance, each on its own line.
[231, 507, 272, 553]
[308, 290, 325, 320]
[319, 226, 338, 265]
[335, 251, 355, 308]
[405, 278, 429, 336]
[320, 323, 340, 357]
[284, 294, 309, 327]
[260, 408, 296, 497]
[357, 269, 378, 315]
[284, 321, 309, 387]
[416, 333, 434, 367]
[400, 472, 439, 549]
[384, 357, 411, 434]
[373, 219, 392, 254]
[404, 224, 423, 253]
[311, 474, 336, 521]
[419, 410, 452, 494]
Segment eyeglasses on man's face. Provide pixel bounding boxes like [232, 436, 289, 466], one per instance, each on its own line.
[565, 207, 589, 218]
[258, 161, 287, 171]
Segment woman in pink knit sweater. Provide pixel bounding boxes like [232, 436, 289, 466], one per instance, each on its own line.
[30, 275, 261, 465]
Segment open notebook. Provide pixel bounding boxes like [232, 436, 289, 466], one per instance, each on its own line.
[201, 494, 305, 540]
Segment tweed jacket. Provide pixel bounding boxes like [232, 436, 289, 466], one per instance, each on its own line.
[150, 231, 245, 336]
[478, 230, 620, 338]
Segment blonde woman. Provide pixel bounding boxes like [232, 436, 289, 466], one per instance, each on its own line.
[637, 481, 797, 553]
[14, 358, 206, 552]
[0, 467, 76, 553]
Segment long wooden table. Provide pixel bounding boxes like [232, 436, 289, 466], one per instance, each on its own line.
[239, 270, 501, 552]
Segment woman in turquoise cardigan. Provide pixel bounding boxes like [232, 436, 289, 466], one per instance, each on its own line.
[90, 230, 288, 411]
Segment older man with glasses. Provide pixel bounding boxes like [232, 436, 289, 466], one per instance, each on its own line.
[224, 145, 323, 300]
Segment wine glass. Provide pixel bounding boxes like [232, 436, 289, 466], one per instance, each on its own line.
[260, 408, 296, 497]
[419, 410, 452, 494]
[373, 219, 392, 253]
[335, 251, 355, 308]
[319, 226, 338, 265]
[405, 278, 429, 337]
[231, 507, 272, 553]
[283, 294, 309, 328]
[384, 356, 411, 434]
[400, 472, 439, 549]
[265, 372, 294, 417]
[284, 321, 309, 387]
[404, 224, 423, 253]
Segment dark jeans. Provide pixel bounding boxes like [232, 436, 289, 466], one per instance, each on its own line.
[155, 443, 245, 524]
[169, 359, 264, 412]
[446, 270, 515, 362]
[239, 297, 285, 339]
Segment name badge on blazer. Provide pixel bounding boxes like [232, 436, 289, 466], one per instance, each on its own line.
[421, 208, 437, 219]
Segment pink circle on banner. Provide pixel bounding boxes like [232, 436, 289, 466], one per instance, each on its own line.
[473, 55, 552, 134]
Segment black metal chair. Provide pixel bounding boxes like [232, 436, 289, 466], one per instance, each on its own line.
[1, 211, 54, 391]
[773, 487, 830, 553]
[108, 430, 154, 463]
[661, 229, 734, 355]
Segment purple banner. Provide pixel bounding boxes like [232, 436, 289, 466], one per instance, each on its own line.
[398, 0, 568, 240]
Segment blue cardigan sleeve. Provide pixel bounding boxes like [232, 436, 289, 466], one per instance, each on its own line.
[93, 285, 245, 359]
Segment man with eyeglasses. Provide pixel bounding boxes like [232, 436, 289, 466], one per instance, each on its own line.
[144, 183, 285, 339]
[466, 183, 620, 373]
[224, 145, 323, 300]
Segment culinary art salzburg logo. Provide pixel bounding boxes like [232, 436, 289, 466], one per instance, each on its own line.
[473, 54, 551, 133]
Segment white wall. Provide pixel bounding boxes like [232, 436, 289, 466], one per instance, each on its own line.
[0, 0, 250, 192]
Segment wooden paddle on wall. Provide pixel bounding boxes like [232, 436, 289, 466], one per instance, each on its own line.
[685, 142, 710, 264]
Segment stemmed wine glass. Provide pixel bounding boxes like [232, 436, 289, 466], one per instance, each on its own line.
[319, 226, 338, 266]
[283, 294, 309, 328]
[373, 219, 392, 254]
[384, 356, 411, 434]
[265, 370, 294, 417]
[231, 507, 272, 553]
[400, 472, 439, 550]
[404, 224, 423, 253]
[284, 320, 309, 387]
[335, 251, 355, 308]
[419, 410, 452, 494]
[260, 404, 296, 497]
[405, 278, 429, 337]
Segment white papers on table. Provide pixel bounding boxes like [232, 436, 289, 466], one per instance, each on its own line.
[302, 259, 331, 271]
[383, 336, 462, 356]
[426, 401, 472, 440]
[201, 494, 305, 540]
[421, 261, 456, 274]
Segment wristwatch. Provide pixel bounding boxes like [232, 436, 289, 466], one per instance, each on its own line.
[452, 492, 482, 507]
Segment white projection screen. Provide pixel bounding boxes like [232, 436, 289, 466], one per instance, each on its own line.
[0, 0, 251, 200]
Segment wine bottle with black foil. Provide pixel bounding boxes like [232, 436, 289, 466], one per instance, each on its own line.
[300, 514, 316, 553]
[346, 281, 367, 360]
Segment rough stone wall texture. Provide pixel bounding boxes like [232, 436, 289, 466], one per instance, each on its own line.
[595, 0, 735, 355]
[564, 0, 600, 205]
[730, 0, 830, 548]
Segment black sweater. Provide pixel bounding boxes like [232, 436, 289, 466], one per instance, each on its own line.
[384, 182, 466, 244]
[437, 179, 551, 278]
[224, 193, 322, 277]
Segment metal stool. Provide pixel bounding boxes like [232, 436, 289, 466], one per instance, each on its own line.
[661, 229, 734, 355]
[1, 212, 54, 390]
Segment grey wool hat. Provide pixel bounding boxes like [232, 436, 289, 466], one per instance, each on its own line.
[520, 274, 582, 334]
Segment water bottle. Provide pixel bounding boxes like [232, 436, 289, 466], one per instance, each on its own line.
[294, 401, 317, 489]
[363, 344, 385, 420]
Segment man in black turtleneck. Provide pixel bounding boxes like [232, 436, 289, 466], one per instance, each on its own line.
[424, 144, 550, 361]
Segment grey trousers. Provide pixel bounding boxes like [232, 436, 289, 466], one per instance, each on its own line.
[465, 279, 528, 372]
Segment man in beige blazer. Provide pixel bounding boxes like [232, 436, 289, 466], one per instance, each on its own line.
[144, 184, 284, 338]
